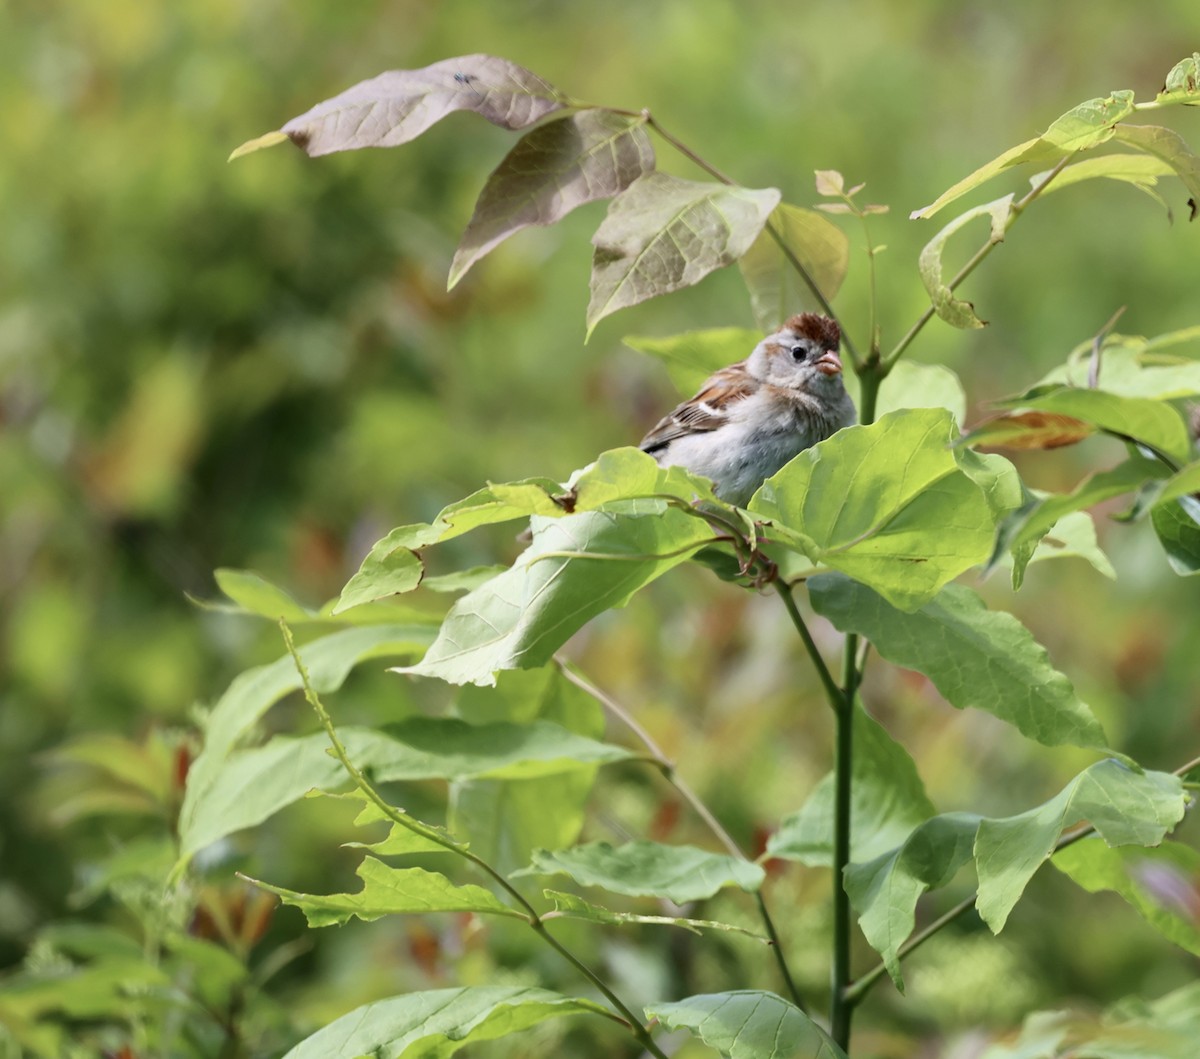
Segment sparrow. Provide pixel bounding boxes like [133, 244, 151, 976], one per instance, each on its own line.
[639, 313, 856, 507]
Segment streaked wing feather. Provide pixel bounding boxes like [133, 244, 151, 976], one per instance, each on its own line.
[639, 363, 756, 454]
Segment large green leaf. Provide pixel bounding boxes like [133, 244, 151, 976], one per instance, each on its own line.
[750, 409, 1009, 610]
[738, 203, 850, 331]
[624, 327, 762, 396]
[451, 667, 608, 875]
[520, 840, 764, 902]
[975, 759, 1186, 932]
[1053, 839, 1200, 957]
[768, 706, 935, 866]
[992, 455, 1171, 587]
[178, 718, 636, 857]
[281, 987, 610, 1059]
[996, 386, 1192, 466]
[401, 505, 716, 685]
[233, 55, 567, 159]
[449, 110, 655, 287]
[1035, 331, 1200, 399]
[918, 195, 1012, 328]
[247, 857, 526, 927]
[808, 575, 1107, 749]
[844, 812, 980, 991]
[178, 626, 434, 864]
[587, 172, 780, 336]
[868, 361, 968, 425]
[646, 992, 847, 1059]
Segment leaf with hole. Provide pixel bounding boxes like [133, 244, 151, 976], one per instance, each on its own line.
[587, 173, 780, 336]
[450, 110, 655, 287]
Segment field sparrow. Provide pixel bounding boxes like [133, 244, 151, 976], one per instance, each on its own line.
[639, 313, 856, 507]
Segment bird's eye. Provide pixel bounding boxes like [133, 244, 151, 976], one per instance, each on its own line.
[789, 345, 807, 362]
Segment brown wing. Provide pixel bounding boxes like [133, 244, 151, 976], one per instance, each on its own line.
[639, 362, 757, 454]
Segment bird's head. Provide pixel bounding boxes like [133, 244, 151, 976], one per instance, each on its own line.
[747, 313, 844, 392]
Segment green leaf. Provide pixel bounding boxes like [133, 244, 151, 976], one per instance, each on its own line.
[918, 195, 1012, 328]
[247, 857, 526, 927]
[846, 762, 1184, 988]
[280, 987, 610, 1059]
[1030, 153, 1176, 216]
[844, 812, 980, 991]
[401, 505, 716, 685]
[179, 718, 635, 858]
[1019, 510, 1116, 580]
[520, 840, 765, 902]
[646, 992, 847, 1059]
[1113, 125, 1200, 221]
[449, 110, 655, 288]
[1037, 331, 1200, 399]
[334, 480, 564, 613]
[587, 172, 780, 336]
[564, 446, 721, 509]
[213, 568, 316, 621]
[1041, 90, 1136, 150]
[737, 203, 850, 331]
[1053, 839, 1200, 957]
[975, 759, 1186, 932]
[178, 625, 434, 864]
[912, 91, 1135, 219]
[1152, 499, 1200, 575]
[808, 574, 1108, 749]
[750, 409, 1003, 611]
[768, 706, 935, 866]
[544, 890, 768, 940]
[997, 386, 1192, 466]
[251, 55, 567, 158]
[624, 327, 762, 395]
[993, 455, 1170, 587]
[868, 361, 968, 425]
[1156, 52, 1200, 106]
[911, 137, 1056, 220]
[451, 668, 607, 874]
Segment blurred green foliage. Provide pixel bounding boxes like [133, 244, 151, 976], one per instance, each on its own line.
[3, 1, 1200, 1055]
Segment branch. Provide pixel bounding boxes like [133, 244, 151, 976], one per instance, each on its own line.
[773, 582, 843, 714]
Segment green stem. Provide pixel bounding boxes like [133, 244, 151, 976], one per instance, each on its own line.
[280, 623, 667, 1058]
[557, 661, 809, 1013]
[773, 582, 843, 715]
[829, 635, 859, 1050]
[882, 154, 1072, 370]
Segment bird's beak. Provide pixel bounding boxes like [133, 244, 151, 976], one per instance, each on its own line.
[815, 350, 842, 376]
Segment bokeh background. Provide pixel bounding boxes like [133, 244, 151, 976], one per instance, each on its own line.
[3, 1, 1200, 1056]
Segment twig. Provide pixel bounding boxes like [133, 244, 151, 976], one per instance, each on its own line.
[1088, 306, 1127, 389]
[557, 660, 808, 1013]
[280, 623, 668, 1057]
[773, 582, 843, 714]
